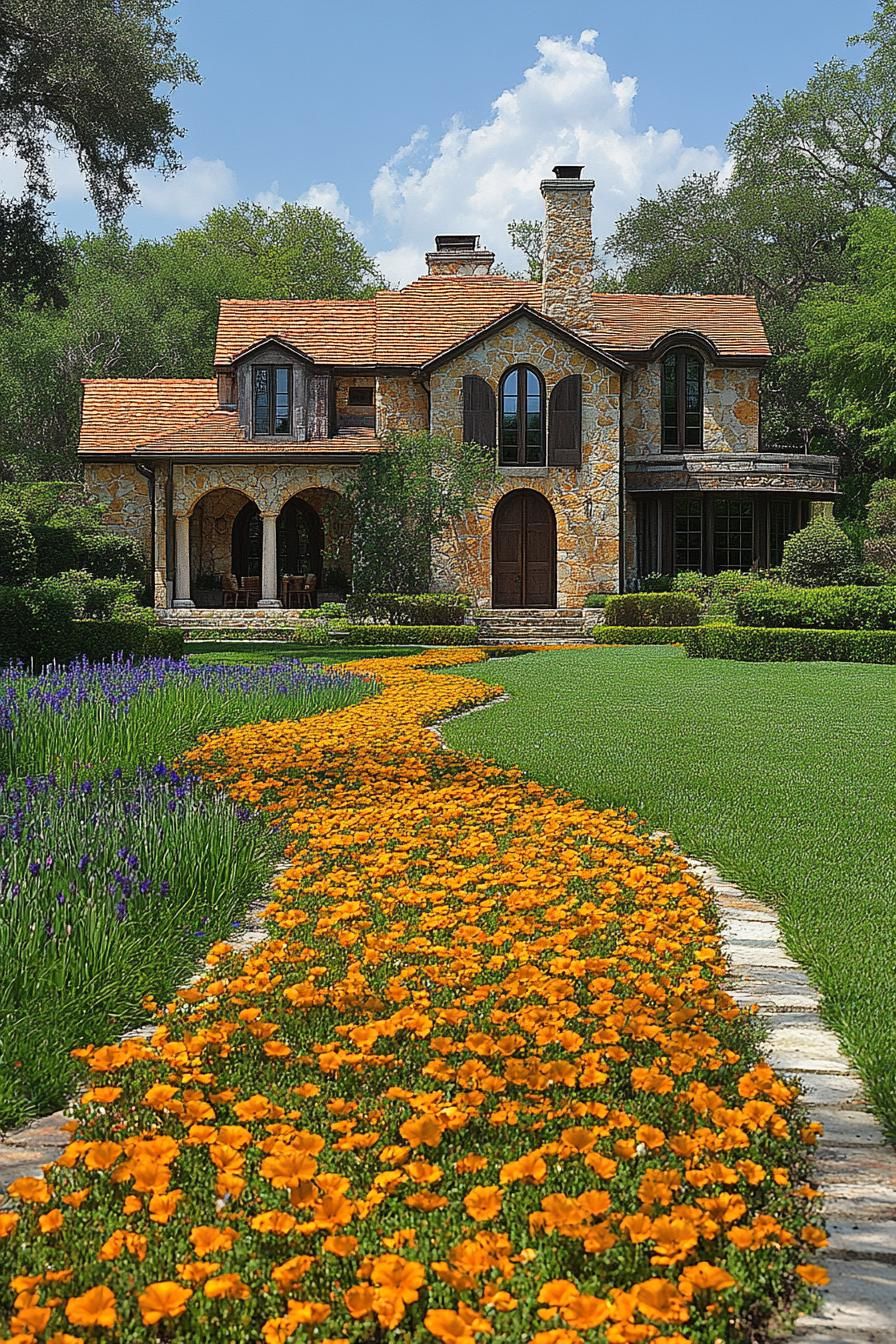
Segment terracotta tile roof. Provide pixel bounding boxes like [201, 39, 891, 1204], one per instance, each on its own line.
[590, 294, 771, 357]
[136, 410, 381, 456]
[374, 277, 540, 364]
[213, 279, 769, 368]
[80, 378, 218, 453]
[215, 299, 376, 366]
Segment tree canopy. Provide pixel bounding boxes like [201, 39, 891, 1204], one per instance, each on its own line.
[0, 0, 198, 303]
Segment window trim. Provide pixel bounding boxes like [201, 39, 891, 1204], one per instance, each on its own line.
[661, 347, 704, 451]
[499, 363, 546, 466]
[252, 363, 293, 437]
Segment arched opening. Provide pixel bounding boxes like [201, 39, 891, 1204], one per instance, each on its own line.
[187, 488, 256, 606]
[277, 496, 324, 585]
[231, 501, 262, 583]
[492, 489, 556, 608]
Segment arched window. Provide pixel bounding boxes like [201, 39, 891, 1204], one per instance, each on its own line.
[499, 365, 545, 466]
[661, 348, 703, 450]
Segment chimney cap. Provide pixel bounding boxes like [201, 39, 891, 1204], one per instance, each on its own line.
[552, 164, 583, 179]
[434, 233, 480, 252]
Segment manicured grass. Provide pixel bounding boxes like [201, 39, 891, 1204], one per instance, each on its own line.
[443, 646, 896, 1137]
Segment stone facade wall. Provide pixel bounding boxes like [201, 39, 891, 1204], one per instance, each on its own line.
[83, 463, 152, 554]
[170, 462, 355, 517]
[189, 488, 247, 583]
[376, 375, 429, 435]
[623, 361, 762, 455]
[428, 314, 621, 606]
[540, 180, 597, 335]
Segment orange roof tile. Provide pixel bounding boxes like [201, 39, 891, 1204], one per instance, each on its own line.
[80, 379, 218, 453]
[590, 294, 770, 357]
[213, 279, 769, 369]
[136, 410, 381, 456]
[215, 299, 376, 366]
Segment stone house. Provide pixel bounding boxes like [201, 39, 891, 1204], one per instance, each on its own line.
[79, 166, 838, 611]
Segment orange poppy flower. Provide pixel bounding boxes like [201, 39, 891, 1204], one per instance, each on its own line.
[137, 1281, 192, 1325]
[65, 1285, 118, 1328]
[204, 1273, 250, 1300]
[463, 1185, 502, 1222]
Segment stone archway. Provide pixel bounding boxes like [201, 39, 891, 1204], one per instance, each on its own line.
[276, 487, 353, 597]
[187, 487, 256, 605]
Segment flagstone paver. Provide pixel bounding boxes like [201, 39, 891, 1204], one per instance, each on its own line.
[688, 857, 896, 1343]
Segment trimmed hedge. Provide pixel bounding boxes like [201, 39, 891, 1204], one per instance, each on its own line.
[684, 625, 896, 665]
[63, 619, 184, 661]
[0, 584, 183, 668]
[780, 516, 853, 587]
[735, 582, 896, 630]
[592, 626, 694, 645]
[604, 592, 702, 627]
[345, 593, 472, 625]
[335, 624, 478, 646]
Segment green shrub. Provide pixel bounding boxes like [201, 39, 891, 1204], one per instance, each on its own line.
[671, 570, 714, 602]
[780, 515, 854, 587]
[684, 625, 896, 665]
[31, 523, 145, 582]
[345, 593, 472, 626]
[639, 573, 675, 592]
[64, 619, 184, 661]
[0, 501, 36, 583]
[39, 570, 141, 621]
[734, 582, 896, 630]
[604, 592, 702, 627]
[591, 626, 693, 645]
[337, 624, 477, 646]
[0, 583, 75, 667]
[583, 592, 611, 609]
[864, 478, 896, 574]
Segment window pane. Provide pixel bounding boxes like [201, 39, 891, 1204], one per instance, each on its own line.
[274, 366, 291, 434]
[500, 369, 520, 463]
[661, 354, 679, 448]
[713, 499, 754, 571]
[684, 354, 702, 447]
[673, 498, 702, 572]
[253, 367, 271, 434]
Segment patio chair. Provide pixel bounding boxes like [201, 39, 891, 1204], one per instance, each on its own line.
[302, 574, 318, 608]
[241, 576, 261, 607]
[222, 573, 247, 608]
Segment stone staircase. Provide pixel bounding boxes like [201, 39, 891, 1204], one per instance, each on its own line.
[156, 609, 321, 640]
[473, 609, 589, 645]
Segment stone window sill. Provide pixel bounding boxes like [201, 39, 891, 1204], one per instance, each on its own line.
[499, 466, 549, 479]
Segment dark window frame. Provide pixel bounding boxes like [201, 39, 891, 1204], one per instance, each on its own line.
[347, 385, 374, 407]
[253, 363, 293, 436]
[499, 363, 546, 466]
[661, 347, 704, 451]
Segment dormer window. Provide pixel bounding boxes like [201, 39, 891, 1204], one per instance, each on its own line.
[253, 365, 292, 435]
[661, 348, 703, 450]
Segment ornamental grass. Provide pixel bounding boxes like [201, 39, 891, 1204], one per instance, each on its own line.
[0, 649, 825, 1343]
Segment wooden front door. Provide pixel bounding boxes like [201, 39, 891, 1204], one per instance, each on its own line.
[491, 490, 557, 608]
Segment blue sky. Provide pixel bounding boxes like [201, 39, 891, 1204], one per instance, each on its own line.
[5, 0, 877, 283]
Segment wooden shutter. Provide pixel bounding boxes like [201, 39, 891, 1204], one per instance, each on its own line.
[462, 374, 496, 448]
[548, 374, 582, 466]
[307, 373, 331, 439]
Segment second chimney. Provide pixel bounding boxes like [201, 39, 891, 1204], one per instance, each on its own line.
[426, 234, 494, 277]
[540, 165, 597, 332]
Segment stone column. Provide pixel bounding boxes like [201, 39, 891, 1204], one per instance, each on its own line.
[258, 511, 282, 608]
[172, 513, 194, 608]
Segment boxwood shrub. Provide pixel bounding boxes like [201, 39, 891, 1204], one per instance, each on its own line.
[604, 592, 702, 627]
[0, 585, 183, 668]
[684, 624, 896, 664]
[336, 624, 477, 646]
[345, 593, 471, 625]
[592, 626, 693, 645]
[734, 582, 896, 630]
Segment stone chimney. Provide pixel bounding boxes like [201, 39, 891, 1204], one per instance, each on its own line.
[425, 234, 495, 276]
[540, 165, 597, 332]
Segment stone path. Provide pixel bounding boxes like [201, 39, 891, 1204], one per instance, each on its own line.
[688, 858, 896, 1343]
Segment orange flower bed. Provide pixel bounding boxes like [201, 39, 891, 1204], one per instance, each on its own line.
[0, 649, 825, 1342]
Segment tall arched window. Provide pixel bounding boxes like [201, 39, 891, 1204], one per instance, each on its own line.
[499, 365, 545, 466]
[661, 348, 703, 450]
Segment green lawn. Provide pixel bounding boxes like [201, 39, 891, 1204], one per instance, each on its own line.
[442, 645, 896, 1137]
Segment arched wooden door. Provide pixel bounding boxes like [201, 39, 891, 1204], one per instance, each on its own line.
[491, 490, 557, 608]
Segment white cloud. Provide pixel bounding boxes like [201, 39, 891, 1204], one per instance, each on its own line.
[369, 30, 724, 285]
[134, 156, 238, 222]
